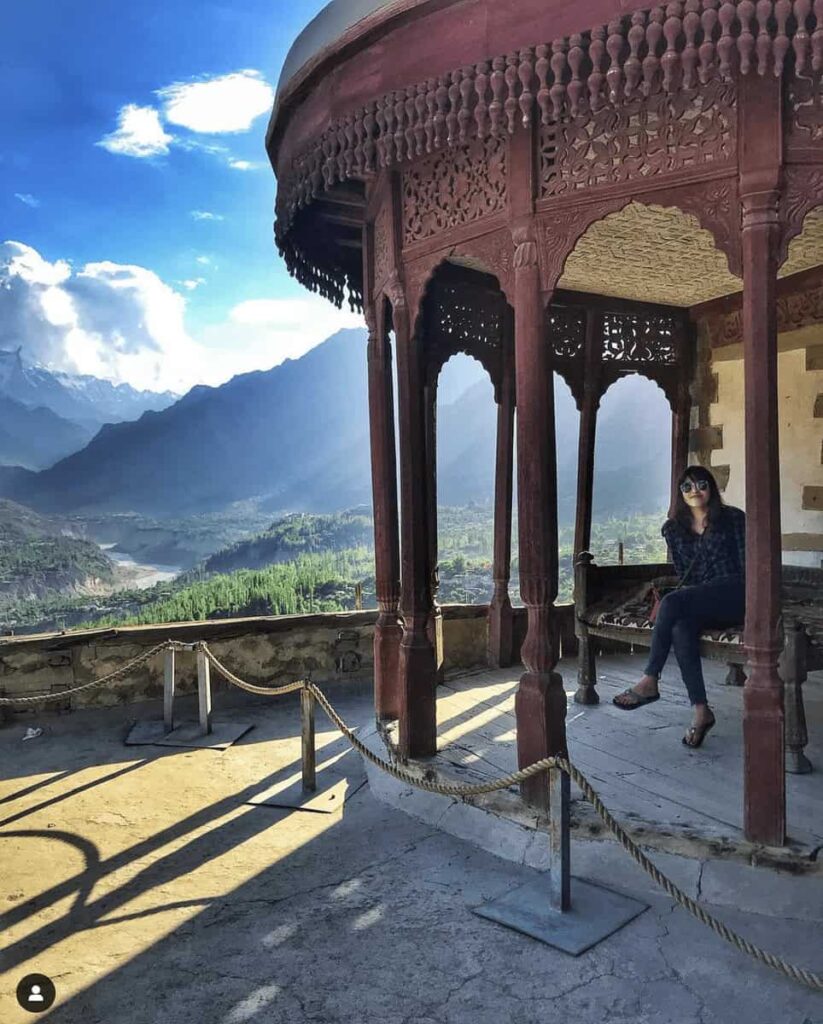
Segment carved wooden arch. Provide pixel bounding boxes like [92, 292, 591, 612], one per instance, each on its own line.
[599, 366, 679, 412]
[541, 184, 742, 298]
[417, 260, 510, 402]
[780, 165, 823, 270]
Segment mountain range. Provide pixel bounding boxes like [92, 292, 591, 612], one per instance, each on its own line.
[0, 328, 673, 522]
[0, 347, 178, 469]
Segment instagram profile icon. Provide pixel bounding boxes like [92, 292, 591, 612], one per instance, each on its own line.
[16, 974, 56, 1013]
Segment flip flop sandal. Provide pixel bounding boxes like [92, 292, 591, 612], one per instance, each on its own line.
[682, 716, 716, 748]
[612, 689, 660, 710]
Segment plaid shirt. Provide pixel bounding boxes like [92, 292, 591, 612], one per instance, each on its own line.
[661, 506, 746, 585]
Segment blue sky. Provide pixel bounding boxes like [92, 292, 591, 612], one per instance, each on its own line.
[1, 1, 362, 392]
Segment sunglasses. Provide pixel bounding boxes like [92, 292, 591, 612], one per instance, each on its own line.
[680, 479, 710, 495]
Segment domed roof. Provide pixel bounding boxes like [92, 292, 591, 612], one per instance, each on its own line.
[277, 0, 397, 97]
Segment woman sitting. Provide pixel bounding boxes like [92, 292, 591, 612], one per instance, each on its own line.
[612, 466, 746, 748]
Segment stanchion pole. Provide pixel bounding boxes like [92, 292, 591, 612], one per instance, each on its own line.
[549, 766, 571, 912]
[163, 647, 176, 734]
[301, 686, 317, 793]
[196, 645, 213, 736]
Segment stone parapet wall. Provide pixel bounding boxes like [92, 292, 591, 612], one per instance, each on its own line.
[0, 606, 496, 711]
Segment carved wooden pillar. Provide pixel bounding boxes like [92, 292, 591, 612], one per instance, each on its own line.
[366, 302, 402, 721]
[513, 228, 566, 811]
[391, 273, 437, 758]
[488, 309, 515, 668]
[572, 310, 601, 705]
[573, 310, 601, 562]
[739, 72, 785, 847]
[669, 323, 694, 517]
[424, 374, 445, 682]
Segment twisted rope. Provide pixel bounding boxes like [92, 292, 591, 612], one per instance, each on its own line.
[202, 645, 307, 697]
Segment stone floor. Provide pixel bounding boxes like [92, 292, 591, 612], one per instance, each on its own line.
[1, 665, 823, 1024]
[425, 651, 823, 860]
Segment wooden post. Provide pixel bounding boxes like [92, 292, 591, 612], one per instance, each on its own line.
[391, 272, 437, 759]
[301, 687, 317, 792]
[549, 767, 571, 912]
[669, 322, 694, 516]
[509, 122, 566, 812]
[196, 646, 212, 737]
[366, 301, 402, 721]
[739, 71, 785, 847]
[424, 375, 445, 682]
[488, 309, 515, 668]
[163, 646, 175, 734]
[573, 310, 601, 561]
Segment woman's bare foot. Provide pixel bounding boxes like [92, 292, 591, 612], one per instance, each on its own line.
[613, 674, 659, 708]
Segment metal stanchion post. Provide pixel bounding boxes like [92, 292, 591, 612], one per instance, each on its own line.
[163, 647, 176, 734]
[301, 686, 317, 793]
[196, 646, 213, 736]
[549, 766, 571, 912]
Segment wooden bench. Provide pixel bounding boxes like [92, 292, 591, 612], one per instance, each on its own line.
[573, 554, 823, 774]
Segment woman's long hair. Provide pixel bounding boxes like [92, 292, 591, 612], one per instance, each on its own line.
[671, 465, 727, 533]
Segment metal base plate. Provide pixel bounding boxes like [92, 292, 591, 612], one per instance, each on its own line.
[248, 772, 366, 814]
[472, 877, 649, 956]
[125, 719, 253, 750]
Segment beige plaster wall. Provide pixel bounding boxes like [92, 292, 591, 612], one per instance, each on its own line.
[709, 327, 823, 567]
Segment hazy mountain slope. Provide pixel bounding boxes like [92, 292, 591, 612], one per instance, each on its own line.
[4, 329, 372, 516]
[0, 395, 94, 469]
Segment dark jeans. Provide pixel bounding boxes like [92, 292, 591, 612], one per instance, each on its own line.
[643, 577, 746, 706]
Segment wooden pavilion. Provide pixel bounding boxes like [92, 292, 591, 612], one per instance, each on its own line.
[267, 0, 823, 847]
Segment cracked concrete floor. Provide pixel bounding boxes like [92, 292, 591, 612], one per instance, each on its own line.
[1, 688, 822, 1024]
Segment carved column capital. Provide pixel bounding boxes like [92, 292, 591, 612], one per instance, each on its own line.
[385, 270, 407, 311]
[512, 225, 539, 269]
[741, 187, 781, 230]
[364, 303, 378, 338]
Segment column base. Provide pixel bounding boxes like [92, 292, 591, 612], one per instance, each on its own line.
[516, 669, 567, 813]
[399, 624, 438, 759]
[374, 614, 402, 721]
[488, 595, 514, 668]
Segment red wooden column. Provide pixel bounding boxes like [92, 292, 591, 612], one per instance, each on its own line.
[573, 310, 601, 561]
[424, 375, 445, 682]
[391, 273, 437, 758]
[669, 323, 694, 517]
[488, 309, 515, 668]
[739, 72, 785, 846]
[366, 302, 402, 721]
[509, 124, 567, 812]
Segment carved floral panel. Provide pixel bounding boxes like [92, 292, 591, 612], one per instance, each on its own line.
[540, 81, 737, 198]
[402, 137, 507, 246]
[547, 308, 586, 361]
[787, 72, 823, 147]
[373, 201, 393, 289]
[601, 313, 678, 365]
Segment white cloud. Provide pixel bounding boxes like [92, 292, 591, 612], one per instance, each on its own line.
[195, 255, 211, 266]
[228, 159, 256, 171]
[0, 242, 365, 394]
[190, 210, 223, 221]
[158, 70, 274, 134]
[98, 104, 173, 158]
[0, 241, 200, 392]
[14, 193, 40, 208]
[198, 295, 364, 380]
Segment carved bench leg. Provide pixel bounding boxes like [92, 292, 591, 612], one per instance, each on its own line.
[574, 626, 599, 705]
[725, 663, 746, 687]
[780, 622, 812, 775]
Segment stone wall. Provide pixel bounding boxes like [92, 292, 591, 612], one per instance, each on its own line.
[0, 606, 496, 711]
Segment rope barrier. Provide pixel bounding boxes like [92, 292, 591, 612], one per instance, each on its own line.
[2, 637, 821, 991]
